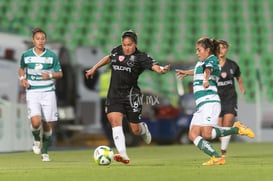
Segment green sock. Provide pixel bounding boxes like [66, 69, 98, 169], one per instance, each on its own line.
[32, 130, 41, 141]
[196, 137, 221, 158]
[41, 135, 52, 154]
[213, 127, 239, 138]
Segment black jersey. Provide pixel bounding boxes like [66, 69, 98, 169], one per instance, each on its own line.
[107, 45, 158, 100]
[217, 59, 241, 105]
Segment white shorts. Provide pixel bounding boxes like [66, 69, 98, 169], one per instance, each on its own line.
[190, 102, 220, 127]
[26, 91, 58, 122]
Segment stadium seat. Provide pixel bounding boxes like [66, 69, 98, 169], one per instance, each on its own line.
[238, 54, 259, 102]
[0, 0, 10, 7]
[1, 0, 272, 103]
[259, 54, 273, 101]
[160, 72, 179, 106]
[138, 71, 160, 95]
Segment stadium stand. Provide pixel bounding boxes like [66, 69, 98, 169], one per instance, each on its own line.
[0, 0, 272, 103]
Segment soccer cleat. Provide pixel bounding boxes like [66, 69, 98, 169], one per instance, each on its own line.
[41, 154, 50, 162]
[233, 121, 255, 138]
[202, 156, 225, 166]
[141, 122, 152, 144]
[32, 141, 41, 154]
[113, 154, 130, 164]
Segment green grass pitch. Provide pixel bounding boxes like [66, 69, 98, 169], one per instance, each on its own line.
[0, 142, 273, 181]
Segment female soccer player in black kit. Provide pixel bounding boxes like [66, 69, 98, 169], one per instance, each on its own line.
[85, 30, 170, 164]
[217, 40, 246, 157]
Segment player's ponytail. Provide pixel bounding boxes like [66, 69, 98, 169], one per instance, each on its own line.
[210, 38, 220, 57]
[197, 37, 220, 56]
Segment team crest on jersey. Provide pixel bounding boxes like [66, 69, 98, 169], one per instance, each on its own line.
[221, 72, 227, 78]
[127, 55, 135, 67]
[34, 63, 43, 70]
[118, 56, 125, 62]
[45, 57, 51, 63]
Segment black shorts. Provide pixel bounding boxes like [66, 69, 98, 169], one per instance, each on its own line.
[219, 104, 237, 117]
[106, 97, 142, 123]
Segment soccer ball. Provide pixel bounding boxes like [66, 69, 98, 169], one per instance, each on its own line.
[93, 146, 114, 166]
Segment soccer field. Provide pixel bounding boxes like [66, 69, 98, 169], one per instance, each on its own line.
[0, 142, 272, 181]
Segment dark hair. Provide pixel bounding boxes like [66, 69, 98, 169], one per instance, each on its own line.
[32, 27, 47, 38]
[218, 39, 229, 48]
[121, 30, 137, 43]
[197, 37, 220, 56]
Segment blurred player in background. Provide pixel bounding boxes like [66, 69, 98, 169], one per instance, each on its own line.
[98, 65, 114, 146]
[18, 27, 63, 162]
[178, 81, 195, 116]
[217, 40, 246, 157]
[85, 30, 170, 164]
[176, 37, 254, 166]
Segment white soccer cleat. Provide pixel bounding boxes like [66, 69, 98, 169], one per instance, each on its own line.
[141, 122, 152, 144]
[41, 154, 50, 162]
[32, 141, 41, 155]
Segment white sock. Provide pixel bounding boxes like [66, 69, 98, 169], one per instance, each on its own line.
[44, 129, 52, 137]
[30, 124, 41, 131]
[211, 128, 217, 139]
[193, 136, 202, 146]
[112, 126, 128, 158]
[221, 127, 231, 151]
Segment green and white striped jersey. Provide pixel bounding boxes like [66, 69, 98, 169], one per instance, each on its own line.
[20, 48, 62, 92]
[193, 55, 221, 108]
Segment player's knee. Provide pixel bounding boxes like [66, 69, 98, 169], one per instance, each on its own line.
[188, 132, 196, 142]
[201, 132, 212, 140]
[131, 127, 141, 135]
[130, 124, 141, 135]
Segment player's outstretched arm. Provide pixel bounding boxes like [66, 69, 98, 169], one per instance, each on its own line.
[175, 69, 194, 79]
[152, 64, 170, 74]
[85, 56, 111, 79]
